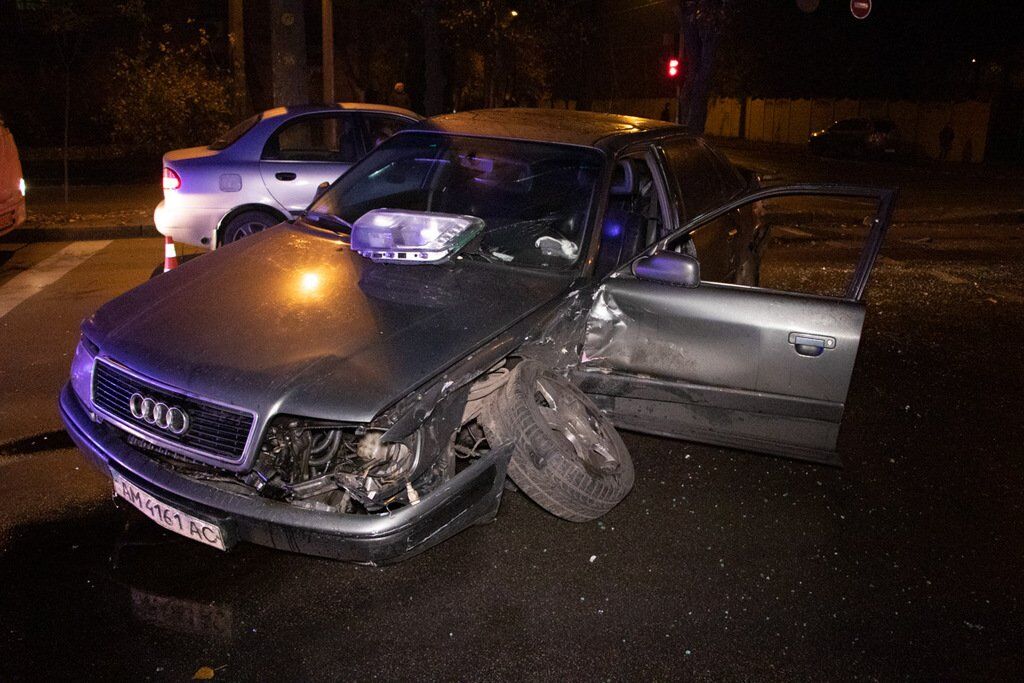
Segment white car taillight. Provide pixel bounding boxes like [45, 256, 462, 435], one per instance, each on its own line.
[162, 167, 182, 191]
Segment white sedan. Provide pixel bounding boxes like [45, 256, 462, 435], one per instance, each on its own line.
[154, 103, 421, 248]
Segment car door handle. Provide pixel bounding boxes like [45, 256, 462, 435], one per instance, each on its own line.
[788, 332, 836, 357]
[275, 172, 297, 181]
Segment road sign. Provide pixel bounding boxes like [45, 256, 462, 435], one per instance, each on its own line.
[850, 0, 871, 20]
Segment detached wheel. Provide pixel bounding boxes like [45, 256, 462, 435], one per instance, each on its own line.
[221, 210, 279, 244]
[483, 361, 634, 522]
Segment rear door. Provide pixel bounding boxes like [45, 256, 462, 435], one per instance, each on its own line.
[575, 185, 896, 465]
[259, 113, 363, 214]
[659, 139, 744, 281]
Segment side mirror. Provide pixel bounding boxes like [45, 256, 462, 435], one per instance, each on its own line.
[633, 251, 700, 288]
[313, 181, 331, 202]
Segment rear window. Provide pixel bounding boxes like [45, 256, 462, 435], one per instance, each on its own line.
[209, 113, 262, 150]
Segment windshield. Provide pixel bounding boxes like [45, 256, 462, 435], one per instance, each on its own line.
[209, 113, 262, 150]
[308, 132, 603, 269]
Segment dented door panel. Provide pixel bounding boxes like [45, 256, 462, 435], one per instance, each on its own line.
[578, 282, 867, 463]
[577, 185, 896, 463]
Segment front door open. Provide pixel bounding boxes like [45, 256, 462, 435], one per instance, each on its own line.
[575, 186, 896, 464]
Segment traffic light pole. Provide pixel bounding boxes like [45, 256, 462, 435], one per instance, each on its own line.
[322, 0, 335, 103]
[675, 30, 683, 125]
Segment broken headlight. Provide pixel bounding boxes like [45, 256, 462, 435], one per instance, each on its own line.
[350, 209, 484, 264]
[247, 416, 416, 511]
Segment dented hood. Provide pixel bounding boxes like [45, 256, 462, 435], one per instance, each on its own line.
[86, 225, 572, 423]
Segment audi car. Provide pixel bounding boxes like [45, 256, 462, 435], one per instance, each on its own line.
[62, 109, 895, 563]
[154, 103, 421, 248]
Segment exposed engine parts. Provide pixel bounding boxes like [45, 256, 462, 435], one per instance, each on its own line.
[237, 365, 516, 514]
[244, 417, 416, 511]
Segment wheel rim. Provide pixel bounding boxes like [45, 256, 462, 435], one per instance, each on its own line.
[532, 374, 620, 476]
[231, 221, 268, 241]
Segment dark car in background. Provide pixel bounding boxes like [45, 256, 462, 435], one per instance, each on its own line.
[61, 109, 895, 564]
[809, 117, 900, 159]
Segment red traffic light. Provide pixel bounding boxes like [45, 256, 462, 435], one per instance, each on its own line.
[667, 58, 680, 78]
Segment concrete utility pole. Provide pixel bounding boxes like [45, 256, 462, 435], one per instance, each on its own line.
[228, 0, 249, 115]
[322, 0, 335, 103]
[270, 0, 309, 106]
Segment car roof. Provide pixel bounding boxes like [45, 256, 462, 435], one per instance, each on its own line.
[261, 103, 423, 121]
[416, 108, 688, 151]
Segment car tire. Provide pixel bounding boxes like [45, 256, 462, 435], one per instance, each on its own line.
[221, 210, 279, 244]
[482, 360, 634, 522]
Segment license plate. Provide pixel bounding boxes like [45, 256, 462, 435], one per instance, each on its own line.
[112, 472, 227, 550]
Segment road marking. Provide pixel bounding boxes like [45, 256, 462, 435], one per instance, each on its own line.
[0, 240, 111, 319]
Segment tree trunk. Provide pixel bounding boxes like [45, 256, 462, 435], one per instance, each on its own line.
[229, 0, 250, 115]
[270, 0, 309, 106]
[420, 0, 445, 115]
[63, 67, 70, 203]
[673, 0, 721, 134]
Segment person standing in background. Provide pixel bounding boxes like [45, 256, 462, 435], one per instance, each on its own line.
[389, 82, 412, 110]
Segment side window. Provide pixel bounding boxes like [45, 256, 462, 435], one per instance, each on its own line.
[594, 156, 664, 279]
[666, 215, 736, 284]
[261, 114, 362, 163]
[665, 193, 885, 297]
[700, 142, 746, 199]
[660, 139, 724, 220]
[749, 195, 881, 298]
[363, 114, 415, 150]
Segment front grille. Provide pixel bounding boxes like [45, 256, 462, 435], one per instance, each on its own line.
[92, 359, 255, 463]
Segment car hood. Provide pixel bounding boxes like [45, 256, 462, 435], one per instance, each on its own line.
[85, 225, 573, 424]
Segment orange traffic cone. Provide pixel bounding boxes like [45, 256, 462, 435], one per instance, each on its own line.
[163, 235, 179, 272]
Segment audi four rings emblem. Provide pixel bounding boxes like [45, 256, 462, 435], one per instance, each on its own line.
[128, 392, 190, 435]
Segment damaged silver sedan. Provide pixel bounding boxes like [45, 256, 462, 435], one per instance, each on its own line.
[60, 109, 895, 562]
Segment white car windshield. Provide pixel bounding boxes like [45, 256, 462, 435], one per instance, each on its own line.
[308, 132, 603, 269]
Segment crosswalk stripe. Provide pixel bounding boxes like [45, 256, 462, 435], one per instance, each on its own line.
[0, 240, 112, 320]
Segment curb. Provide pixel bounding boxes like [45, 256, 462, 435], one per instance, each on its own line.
[0, 224, 158, 243]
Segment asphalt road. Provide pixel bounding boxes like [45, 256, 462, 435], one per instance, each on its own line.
[1, 166, 1023, 680]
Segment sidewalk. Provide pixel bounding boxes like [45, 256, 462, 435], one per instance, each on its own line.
[2, 184, 161, 242]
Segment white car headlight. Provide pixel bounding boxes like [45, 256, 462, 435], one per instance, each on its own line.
[350, 209, 484, 264]
[18, 177, 26, 197]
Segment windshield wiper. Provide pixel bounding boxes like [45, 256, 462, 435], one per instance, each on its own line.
[303, 212, 353, 232]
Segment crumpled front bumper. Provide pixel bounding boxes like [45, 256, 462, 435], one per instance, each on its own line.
[59, 384, 512, 564]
